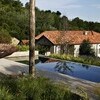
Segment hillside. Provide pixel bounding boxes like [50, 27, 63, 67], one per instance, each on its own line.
[0, 0, 100, 41]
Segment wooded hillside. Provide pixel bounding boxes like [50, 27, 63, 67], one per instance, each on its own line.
[0, 0, 100, 41]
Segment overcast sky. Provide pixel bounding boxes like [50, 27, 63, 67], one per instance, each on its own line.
[21, 0, 100, 22]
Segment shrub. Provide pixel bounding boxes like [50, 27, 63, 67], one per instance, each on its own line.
[0, 87, 13, 100]
[0, 76, 84, 100]
[50, 54, 100, 66]
[16, 45, 29, 51]
[79, 39, 95, 56]
[17, 77, 72, 100]
[94, 87, 100, 99]
[35, 45, 50, 54]
[0, 29, 11, 43]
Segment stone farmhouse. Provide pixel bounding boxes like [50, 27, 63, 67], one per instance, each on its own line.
[35, 31, 100, 57]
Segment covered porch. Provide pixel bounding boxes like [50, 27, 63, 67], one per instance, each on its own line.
[36, 36, 56, 55]
[36, 35, 74, 56]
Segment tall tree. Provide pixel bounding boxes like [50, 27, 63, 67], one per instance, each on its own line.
[29, 0, 35, 76]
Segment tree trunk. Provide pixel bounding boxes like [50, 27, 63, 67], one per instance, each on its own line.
[29, 0, 35, 76]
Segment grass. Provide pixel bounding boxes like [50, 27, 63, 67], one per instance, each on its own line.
[0, 76, 87, 100]
[94, 86, 100, 99]
[49, 54, 100, 66]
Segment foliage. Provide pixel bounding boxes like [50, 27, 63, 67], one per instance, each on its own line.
[0, 0, 29, 41]
[69, 17, 100, 32]
[35, 45, 50, 54]
[94, 87, 100, 99]
[0, 76, 85, 100]
[79, 39, 95, 56]
[50, 54, 100, 66]
[0, 29, 11, 43]
[0, 87, 13, 99]
[0, 0, 100, 41]
[16, 45, 29, 51]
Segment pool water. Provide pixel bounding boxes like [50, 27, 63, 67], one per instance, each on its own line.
[36, 61, 100, 83]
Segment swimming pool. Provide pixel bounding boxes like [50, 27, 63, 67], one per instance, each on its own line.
[36, 61, 100, 83]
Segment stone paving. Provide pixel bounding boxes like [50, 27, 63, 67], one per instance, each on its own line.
[37, 69, 100, 100]
[0, 58, 28, 75]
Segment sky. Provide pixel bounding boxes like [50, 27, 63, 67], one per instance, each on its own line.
[21, 0, 100, 22]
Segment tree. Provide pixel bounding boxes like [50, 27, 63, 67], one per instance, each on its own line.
[0, 29, 11, 43]
[29, 0, 35, 76]
[55, 30, 74, 55]
[79, 39, 95, 56]
[59, 16, 68, 30]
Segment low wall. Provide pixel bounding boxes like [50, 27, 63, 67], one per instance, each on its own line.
[7, 50, 38, 57]
[6, 51, 39, 61]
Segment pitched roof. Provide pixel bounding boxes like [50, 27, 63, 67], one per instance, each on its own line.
[35, 31, 100, 45]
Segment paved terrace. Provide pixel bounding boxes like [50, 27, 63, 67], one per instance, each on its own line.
[0, 58, 100, 100]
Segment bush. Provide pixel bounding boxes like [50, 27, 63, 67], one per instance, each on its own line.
[16, 45, 29, 51]
[94, 87, 100, 99]
[0, 76, 84, 100]
[79, 39, 95, 56]
[50, 54, 100, 66]
[0, 87, 13, 100]
[35, 45, 50, 54]
[0, 29, 11, 43]
[17, 77, 73, 100]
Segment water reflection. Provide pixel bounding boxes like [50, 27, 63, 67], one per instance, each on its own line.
[36, 57, 100, 82]
[55, 61, 91, 74]
[81, 64, 90, 69]
[39, 57, 49, 63]
[55, 61, 74, 73]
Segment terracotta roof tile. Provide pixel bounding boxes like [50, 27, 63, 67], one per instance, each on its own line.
[35, 31, 100, 44]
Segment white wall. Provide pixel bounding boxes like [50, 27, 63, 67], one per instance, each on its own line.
[54, 45, 61, 54]
[74, 44, 100, 57]
[52, 44, 100, 57]
[93, 44, 100, 57]
[97, 44, 100, 57]
[91, 44, 97, 56]
[45, 52, 51, 56]
[7, 50, 39, 57]
[74, 45, 80, 57]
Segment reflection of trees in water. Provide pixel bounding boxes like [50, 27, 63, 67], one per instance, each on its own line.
[55, 61, 91, 74]
[82, 64, 90, 69]
[55, 61, 74, 73]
